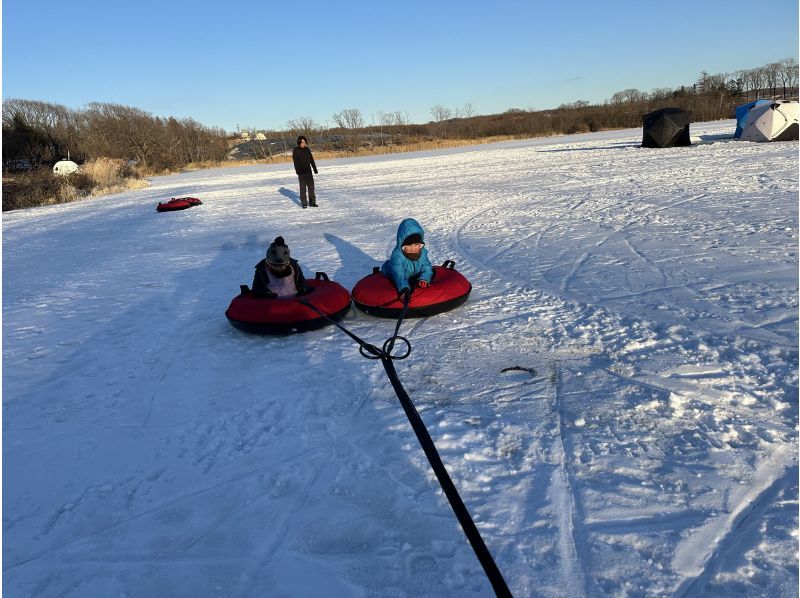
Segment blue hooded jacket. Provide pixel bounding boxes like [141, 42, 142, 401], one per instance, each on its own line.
[381, 218, 434, 292]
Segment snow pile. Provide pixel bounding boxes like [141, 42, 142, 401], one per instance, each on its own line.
[4, 121, 797, 596]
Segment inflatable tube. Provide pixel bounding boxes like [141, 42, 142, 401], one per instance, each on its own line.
[225, 273, 351, 334]
[157, 198, 193, 212]
[352, 261, 472, 318]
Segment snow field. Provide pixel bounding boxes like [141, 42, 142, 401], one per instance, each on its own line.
[3, 120, 797, 596]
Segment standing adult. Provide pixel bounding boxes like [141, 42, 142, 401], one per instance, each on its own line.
[292, 135, 319, 208]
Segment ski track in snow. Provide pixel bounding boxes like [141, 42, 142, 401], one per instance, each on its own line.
[3, 121, 798, 597]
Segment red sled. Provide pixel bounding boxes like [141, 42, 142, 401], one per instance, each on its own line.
[352, 261, 472, 318]
[156, 197, 202, 212]
[225, 272, 351, 335]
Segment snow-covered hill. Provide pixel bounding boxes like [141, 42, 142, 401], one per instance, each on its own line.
[4, 121, 797, 597]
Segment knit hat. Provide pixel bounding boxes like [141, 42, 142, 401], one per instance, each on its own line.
[402, 233, 423, 246]
[266, 236, 291, 266]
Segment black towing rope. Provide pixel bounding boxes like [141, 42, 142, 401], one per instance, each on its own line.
[300, 292, 512, 597]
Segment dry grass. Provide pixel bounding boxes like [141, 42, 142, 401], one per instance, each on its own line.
[81, 158, 149, 195]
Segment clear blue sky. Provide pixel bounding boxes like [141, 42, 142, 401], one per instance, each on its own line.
[3, 0, 798, 133]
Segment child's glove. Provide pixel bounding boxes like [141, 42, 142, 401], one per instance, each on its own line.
[417, 280, 429, 289]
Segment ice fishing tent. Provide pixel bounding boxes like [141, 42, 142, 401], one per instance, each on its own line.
[734, 100, 771, 138]
[641, 108, 692, 148]
[738, 101, 799, 142]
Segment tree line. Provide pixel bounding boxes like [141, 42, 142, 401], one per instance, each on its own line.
[2, 100, 230, 172]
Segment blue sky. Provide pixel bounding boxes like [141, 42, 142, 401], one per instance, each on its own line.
[3, 0, 798, 133]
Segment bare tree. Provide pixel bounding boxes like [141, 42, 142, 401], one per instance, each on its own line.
[332, 108, 364, 130]
[430, 104, 452, 138]
[764, 62, 781, 98]
[83, 103, 159, 167]
[779, 58, 798, 98]
[649, 88, 674, 101]
[286, 116, 320, 137]
[610, 89, 645, 105]
[2, 98, 79, 163]
[739, 67, 764, 99]
[173, 117, 229, 163]
[376, 111, 394, 145]
[392, 111, 408, 127]
[457, 103, 477, 138]
[332, 108, 364, 151]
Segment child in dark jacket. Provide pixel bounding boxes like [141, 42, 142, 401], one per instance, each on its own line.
[381, 218, 434, 298]
[252, 236, 309, 298]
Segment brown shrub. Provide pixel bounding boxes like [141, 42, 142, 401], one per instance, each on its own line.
[56, 171, 95, 203]
[2, 168, 63, 211]
[81, 157, 139, 189]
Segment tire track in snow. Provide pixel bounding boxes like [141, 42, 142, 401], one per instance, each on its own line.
[549, 364, 589, 597]
[550, 193, 709, 297]
[482, 221, 559, 264]
[554, 193, 681, 296]
[558, 251, 592, 295]
[623, 237, 668, 288]
[672, 444, 797, 596]
[450, 201, 516, 273]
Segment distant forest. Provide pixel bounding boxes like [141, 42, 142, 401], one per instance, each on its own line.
[3, 58, 798, 173]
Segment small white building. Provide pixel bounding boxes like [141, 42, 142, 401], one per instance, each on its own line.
[53, 159, 79, 176]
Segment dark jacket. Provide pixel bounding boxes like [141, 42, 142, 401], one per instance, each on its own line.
[292, 146, 318, 175]
[381, 218, 434, 292]
[251, 258, 309, 298]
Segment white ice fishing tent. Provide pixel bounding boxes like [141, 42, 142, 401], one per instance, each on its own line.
[53, 158, 79, 175]
[739, 101, 799, 142]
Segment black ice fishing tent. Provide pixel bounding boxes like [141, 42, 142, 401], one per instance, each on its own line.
[641, 107, 692, 148]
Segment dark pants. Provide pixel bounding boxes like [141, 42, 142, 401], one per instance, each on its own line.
[298, 173, 316, 206]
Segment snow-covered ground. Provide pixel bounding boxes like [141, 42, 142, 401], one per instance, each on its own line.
[3, 121, 798, 597]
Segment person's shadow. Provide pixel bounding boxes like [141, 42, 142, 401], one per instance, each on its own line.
[278, 187, 302, 208]
[324, 233, 381, 286]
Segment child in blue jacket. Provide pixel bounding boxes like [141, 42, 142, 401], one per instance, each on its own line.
[381, 218, 434, 297]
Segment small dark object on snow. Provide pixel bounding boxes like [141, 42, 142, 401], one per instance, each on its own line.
[500, 366, 536, 375]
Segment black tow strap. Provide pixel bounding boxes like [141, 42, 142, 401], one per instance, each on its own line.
[300, 295, 512, 597]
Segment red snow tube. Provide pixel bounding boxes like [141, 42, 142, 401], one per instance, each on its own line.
[156, 197, 202, 212]
[225, 273, 351, 334]
[352, 261, 472, 318]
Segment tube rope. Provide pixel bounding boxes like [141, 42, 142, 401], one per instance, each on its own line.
[299, 293, 512, 596]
